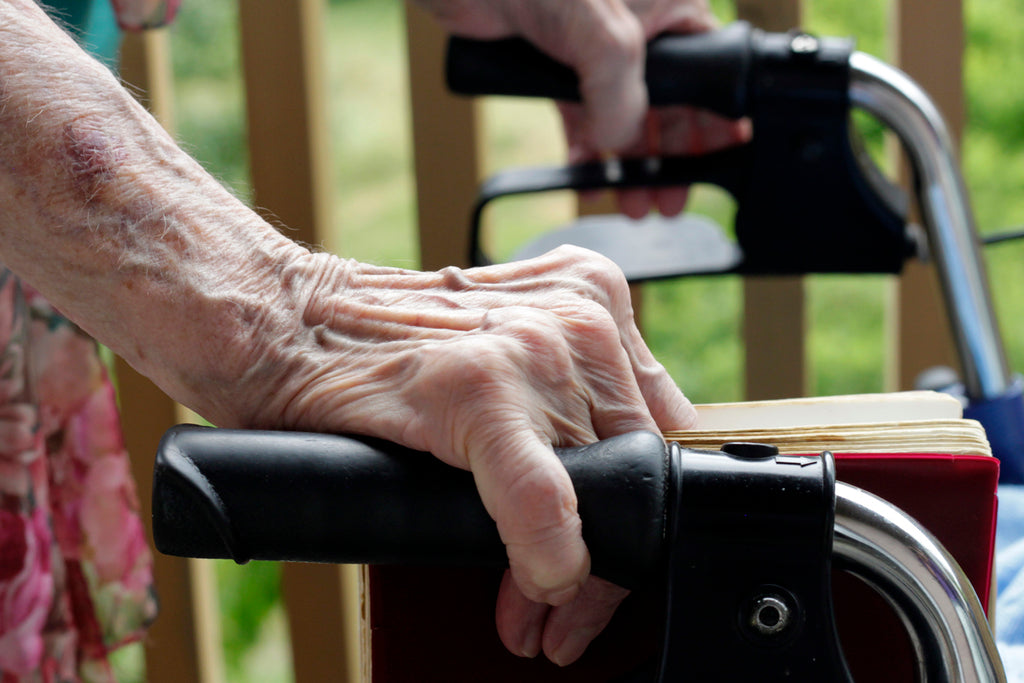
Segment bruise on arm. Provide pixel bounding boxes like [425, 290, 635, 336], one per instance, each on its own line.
[60, 120, 125, 205]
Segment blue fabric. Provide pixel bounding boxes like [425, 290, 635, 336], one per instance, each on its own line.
[996, 485, 1024, 679]
[44, 0, 120, 65]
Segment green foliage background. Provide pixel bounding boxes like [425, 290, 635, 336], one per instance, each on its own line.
[134, 0, 1024, 679]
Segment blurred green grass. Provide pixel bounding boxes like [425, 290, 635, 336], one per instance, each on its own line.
[155, 0, 1024, 678]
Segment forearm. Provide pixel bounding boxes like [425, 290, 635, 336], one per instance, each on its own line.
[0, 0, 316, 424]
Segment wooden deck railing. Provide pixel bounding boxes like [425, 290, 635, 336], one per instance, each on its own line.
[119, 0, 964, 680]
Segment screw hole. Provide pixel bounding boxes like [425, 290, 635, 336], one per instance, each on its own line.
[758, 605, 781, 628]
[747, 594, 793, 637]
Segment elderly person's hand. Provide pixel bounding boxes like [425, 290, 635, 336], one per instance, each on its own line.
[419, 0, 749, 218]
[0, 0, 695, 667]
[250, 246, 695, 665]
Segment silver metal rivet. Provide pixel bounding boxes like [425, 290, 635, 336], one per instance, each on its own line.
[791, 34, 819, 54]
[749, 595, 792, 636]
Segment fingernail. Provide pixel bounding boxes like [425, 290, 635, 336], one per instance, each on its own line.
[520, 617, 543, 659]
[548, 628, 597, 667]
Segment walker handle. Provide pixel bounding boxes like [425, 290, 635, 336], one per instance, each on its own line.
[446, 21, 756, 119]
[151, 425, 669, 590]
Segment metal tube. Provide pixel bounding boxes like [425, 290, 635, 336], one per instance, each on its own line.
[849, 52, 1010, 400]
[833, 482, 1005, 682]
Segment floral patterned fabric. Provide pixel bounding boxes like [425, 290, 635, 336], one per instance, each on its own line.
[108, 0, 180, 31]
[0, 268, 157, 682]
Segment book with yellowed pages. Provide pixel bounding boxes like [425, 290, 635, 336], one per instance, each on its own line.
[364, 391, 999, 683]
[668, 390, 990, 456]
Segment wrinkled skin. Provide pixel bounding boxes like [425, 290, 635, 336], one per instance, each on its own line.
[258, 248, 696, 664]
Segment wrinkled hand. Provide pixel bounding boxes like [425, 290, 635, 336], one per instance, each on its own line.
[239, 245, 695, 665]
[420, 0, 749, 218]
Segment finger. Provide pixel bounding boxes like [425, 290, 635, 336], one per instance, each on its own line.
[559, 4, 648, 151]
[408, 314, 594, 606]
[495, 569, 550, 658]
[467, 420, 591, 606]
[656, 183, 690, 217]
[521, 246, 696, 431]
[653, 106, 698, 216]
[542, 576, 631, 666]
[559, 303, 666, 439]
[553, 251, 696, 432]
[619, 320, 697, 430]
[613, 113, 658, 218]
[557, 102, 590, 162]
[456, 249, 696, 433]
[589, 381, 664, 440]
[697, 112, 753, 152]
[653, 108, 751, 214]
[584, 325, 694, 436]
[557, 102, 606, 206]
[618, 187, 651, 220]
[517, 2, 646, 152]
[636, 0, 719, 36]
[638, 7, 731, 216]
[556, 65, 651, 218]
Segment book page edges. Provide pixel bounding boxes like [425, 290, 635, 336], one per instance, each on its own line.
[691, 390, 964, 430]
[665, 419, 990, 457]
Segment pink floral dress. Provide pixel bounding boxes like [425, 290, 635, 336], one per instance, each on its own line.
[0, 269, 157, 682]
[3, 1, 189, 679]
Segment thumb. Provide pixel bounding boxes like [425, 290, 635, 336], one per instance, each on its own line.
[568, 10, 647, 151]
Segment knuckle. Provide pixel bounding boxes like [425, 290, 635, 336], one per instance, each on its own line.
[575, 271, 632, 319]
[575, 251, 628, 293]
[615, 18, 646, 64]
[548, 245, 630, 302]
[565, 245, 626, 288]
[549, 243, 600, 265]
[482, 307, 570, 353]
[510, 314, 560, 349]
[549, 245, 629, 293]
[572, 294, 616, 325]
[449, 338, 522, 390]
[438, 265, 471, 291]
[409, 339, 516, 407]
[563, 299, 622, 349]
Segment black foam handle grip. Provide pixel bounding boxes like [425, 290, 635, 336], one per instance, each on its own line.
[446, 21, 754, 119]
[152, 426, 670, 590]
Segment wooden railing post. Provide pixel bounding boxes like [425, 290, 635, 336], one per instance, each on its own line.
[737, 0, 808, 400]
[118, 29, 225, 683]
[891, 0, 963, 389]
[239, 0, 333, 246]
[238, 1, 361, 681]
[404, 1, 483, 270]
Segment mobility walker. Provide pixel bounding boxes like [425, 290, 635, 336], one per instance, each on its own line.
[152, 23, 1016, 681]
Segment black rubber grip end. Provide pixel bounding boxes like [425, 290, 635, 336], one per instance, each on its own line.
[152, 426, 670, 589]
